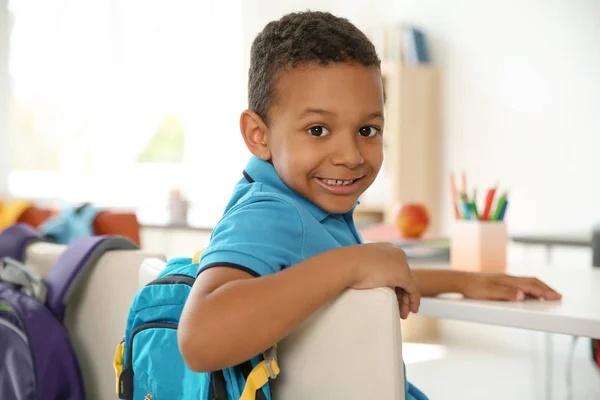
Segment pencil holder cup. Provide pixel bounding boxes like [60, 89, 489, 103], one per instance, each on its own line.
[450, 221, 508, 273]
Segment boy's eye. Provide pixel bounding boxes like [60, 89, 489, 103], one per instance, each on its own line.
[307, 126, 330, 137]
[358, 126, 380, 137]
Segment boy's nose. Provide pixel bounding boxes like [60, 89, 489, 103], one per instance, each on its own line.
[330, 135, 364, 169]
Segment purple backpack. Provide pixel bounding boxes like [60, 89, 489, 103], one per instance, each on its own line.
[0, 223, 138, 400]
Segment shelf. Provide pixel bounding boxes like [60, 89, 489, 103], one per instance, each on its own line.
[378, 62, 442, 235]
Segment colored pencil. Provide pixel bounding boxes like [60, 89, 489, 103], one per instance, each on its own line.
[451, 172, 508, 222]
[462, 202, 472, 220]
[491, 191, 508, 221]
[498, 200, 509, 221]
[469, 201, 480, 220]
[460, 193, 471, 220]
[450, 174, 460, 219]
[481, 187, 497, 221]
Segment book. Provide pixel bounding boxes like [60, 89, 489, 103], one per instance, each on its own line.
[402, 26, 430, 64]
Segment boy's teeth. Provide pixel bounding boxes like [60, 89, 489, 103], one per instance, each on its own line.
[323, 179, 355, 186]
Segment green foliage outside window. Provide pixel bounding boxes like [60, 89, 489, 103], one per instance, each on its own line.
[137, 115, 185, 163]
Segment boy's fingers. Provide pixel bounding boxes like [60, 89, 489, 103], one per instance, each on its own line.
[397, 290, 418, 317]
[488, 284, 524, 301]
[544, 291, 562, 300]
[400, 301, 409, 319]
[395, 277, 420, 311]
[529, 278, 562, 299]
[397, 291, 409, 319]
[401, 278, 421, 310]
[406, 289, 420, 313]
[510, 277, 561, 300]
[401, 291, 410, 313]
[514, 281, 545, 299]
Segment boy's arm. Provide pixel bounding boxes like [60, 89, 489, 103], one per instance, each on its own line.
[411, 269, 467, 297]
[412, 269, 562, 301]
[178, 242, 419, 373]
[178, 248, 352, 372]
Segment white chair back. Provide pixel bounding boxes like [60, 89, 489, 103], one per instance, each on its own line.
[23, 242, 165, 400]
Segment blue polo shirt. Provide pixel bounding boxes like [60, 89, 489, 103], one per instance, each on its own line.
[199, 156, 428, 400]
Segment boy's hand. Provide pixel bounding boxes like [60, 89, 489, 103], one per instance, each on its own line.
[348, 243, 421, 319]
[462, 272, 562, 301]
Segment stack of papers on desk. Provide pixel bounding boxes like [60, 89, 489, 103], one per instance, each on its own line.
[359, 224, 450, 262]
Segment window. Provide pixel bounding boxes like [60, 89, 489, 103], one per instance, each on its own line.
[8, 1, 248, 213]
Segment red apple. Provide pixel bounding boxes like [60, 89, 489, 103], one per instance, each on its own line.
[395, 203, 430, 238]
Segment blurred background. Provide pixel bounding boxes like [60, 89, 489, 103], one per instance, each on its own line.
[1, 1, 599, 399]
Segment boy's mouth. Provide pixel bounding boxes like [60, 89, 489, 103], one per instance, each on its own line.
[314, 175, 365, 195]
[317, 178, 360, 186]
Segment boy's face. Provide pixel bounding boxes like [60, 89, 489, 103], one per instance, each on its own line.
[261, 63, 385, 214]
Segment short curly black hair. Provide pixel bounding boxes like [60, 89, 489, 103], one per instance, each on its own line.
[248, 11, 381, 122]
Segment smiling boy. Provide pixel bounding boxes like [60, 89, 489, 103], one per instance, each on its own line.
[178, 11, 561, 400]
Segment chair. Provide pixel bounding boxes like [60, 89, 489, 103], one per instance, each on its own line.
[17, 206, 55, 228]
[18, 206, 142, 246]
[22, 241, 166, 400]
[93, 211, 141, 246]
[139, 259, 406, 399]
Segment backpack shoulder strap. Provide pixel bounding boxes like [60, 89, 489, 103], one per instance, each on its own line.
[240, 346, 279, 400]
[192, 248, 204, 264]
[45, 235, 139, 321]
[0, 223, 44, 262]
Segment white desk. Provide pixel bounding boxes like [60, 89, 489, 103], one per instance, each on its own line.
[417, 263, 600, 400]
[418, 264, 600, 339]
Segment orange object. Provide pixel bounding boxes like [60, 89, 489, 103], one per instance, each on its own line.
[450, 220, 507, 273]
[94, 211, 141, 246]
[18, 206, 57, 228]
[17, 206, 141, 246]
[394, 203, 430, 239]
[449, 174, 460, 219]
[481, 187, 497, 221]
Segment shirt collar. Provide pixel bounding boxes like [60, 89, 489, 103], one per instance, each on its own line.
[243, 156, 342, 222]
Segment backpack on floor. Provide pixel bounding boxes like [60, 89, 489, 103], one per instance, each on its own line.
[115, 251, 279, 400]
[39, 203, 100, 245]
[0, 234, 139, 400]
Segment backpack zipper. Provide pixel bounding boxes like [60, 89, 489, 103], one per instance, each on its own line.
[146, 274, 195, 287]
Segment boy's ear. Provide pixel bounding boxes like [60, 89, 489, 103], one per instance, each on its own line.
[240, 110, 271, 161]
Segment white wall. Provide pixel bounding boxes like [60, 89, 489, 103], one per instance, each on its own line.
[396, 0, 600, 235]
[242, 0, 600, 234]
[0, 1, 10, 197]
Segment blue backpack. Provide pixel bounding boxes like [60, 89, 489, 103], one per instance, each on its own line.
[0, 223, 139, 400]
[116, 252, 279, 400]
[39, 203, 99, 245]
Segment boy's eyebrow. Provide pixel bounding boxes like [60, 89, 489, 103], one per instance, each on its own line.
[365, 111, 384, 120]
[297, 108, 384, 120]
[297, 108, 334, 118]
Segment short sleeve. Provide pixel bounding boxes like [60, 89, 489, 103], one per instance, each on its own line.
[198, 196, 304, 277]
